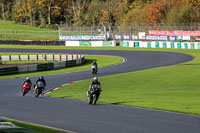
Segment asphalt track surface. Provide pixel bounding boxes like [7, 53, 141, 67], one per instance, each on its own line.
[0, 48, 200, 133]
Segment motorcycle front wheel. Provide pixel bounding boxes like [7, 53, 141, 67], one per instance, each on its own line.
[35, 89, 39, 97]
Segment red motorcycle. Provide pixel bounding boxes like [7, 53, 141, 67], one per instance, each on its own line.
[22, 82, 31, 96]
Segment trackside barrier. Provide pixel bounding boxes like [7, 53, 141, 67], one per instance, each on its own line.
[0, 40, 65, 46]
[0, 54, 80, 62]
[65, 40, 116, 47]
[119, 40, 200, 49]
[0, 57, 85, 76]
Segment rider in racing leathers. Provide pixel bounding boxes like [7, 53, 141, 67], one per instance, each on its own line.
[34, 76, 46, 91]
[87, 77, 102, 101]
[92, 60, 98, 70]
[22, 77, 32, 89]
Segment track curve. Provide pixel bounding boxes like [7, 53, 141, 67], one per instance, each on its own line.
[0, 48, 199, 133]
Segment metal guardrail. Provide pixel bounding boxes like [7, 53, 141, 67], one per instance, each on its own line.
[0, 57, 85, 76]
[0, 54, 83, 62]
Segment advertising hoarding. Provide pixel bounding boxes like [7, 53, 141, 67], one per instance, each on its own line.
[59, 35, 105, 41]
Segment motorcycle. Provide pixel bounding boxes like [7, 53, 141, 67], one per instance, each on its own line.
[34, 81, 44, 97]
[87, 84, 101, 104]
[91, 65, 97, 75]
[22, 82, 31, 96]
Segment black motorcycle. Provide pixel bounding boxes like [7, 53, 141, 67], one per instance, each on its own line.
[34, 81, 44, 97]
[91, 65, 98, 75]
[87, 84, 101, 104]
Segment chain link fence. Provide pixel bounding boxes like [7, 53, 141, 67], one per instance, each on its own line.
[0, 23, 199, 40]
[59, 24, 106, 35]
[112, 23, 200, 35]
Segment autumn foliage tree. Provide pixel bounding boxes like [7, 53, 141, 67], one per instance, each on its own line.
[0, 0, 199, 28]
[145, 0, 166, 28]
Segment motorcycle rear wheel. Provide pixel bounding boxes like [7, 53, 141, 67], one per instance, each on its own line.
[93, 95, 97, 104]
[22, 91, 26, 96]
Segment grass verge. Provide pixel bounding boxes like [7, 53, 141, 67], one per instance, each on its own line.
[0, 21, 58, 41]
[3, 117, 67, 133]
[0, 53, 123, 79]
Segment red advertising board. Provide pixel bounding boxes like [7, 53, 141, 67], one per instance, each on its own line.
[182, 31, 191, 36]
[148, 30, 157, 35]
[173, 30, 183, 36]
[167, 31, 174, 36]
[148, 30, 200, 36]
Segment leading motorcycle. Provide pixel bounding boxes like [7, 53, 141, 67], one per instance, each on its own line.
[91, 65, 98, 75]
[87, 84, 101, 104]
[22, 82, 31, 96]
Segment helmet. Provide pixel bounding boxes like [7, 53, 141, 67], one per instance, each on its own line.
[26, 77, 30, 80]
[93, 60, 96, 63]
[39, 76, 44, 80]
[93, 77, 98, 82]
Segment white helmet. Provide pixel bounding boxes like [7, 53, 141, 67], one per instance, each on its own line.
[93, 77, 98, 82]
[26, 77, 30, 80]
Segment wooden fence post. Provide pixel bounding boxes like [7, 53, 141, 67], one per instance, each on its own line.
[9, 55, 11, 61]
[0, 56, 2, 64]
[37, 54, 39, 61]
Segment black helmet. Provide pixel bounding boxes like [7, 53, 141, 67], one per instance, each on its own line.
[39, 76, 44, 80]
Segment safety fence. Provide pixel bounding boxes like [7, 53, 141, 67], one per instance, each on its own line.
[0, 54, 83, 62]
[0, 56, 85, 76]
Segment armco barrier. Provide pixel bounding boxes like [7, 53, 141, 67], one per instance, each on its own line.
[0, 67, 18, 75]
[0, 57, 85, 76]
[120, 40, 200, 49]
[37, 63, 54, 71]
[65, 60, 77, 67]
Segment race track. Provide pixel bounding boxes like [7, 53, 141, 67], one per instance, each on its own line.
[0, 48, 199, 133]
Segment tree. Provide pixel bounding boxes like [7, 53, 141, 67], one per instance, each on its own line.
[145, 0, 166, 27]
[166, 5, 199, 23]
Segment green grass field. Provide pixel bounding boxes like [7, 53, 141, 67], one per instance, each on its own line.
[3, 117, 67, 133]
[0, 21, 58, 40]
[0, 21, 52, 31]
[0, 52, 123, 79]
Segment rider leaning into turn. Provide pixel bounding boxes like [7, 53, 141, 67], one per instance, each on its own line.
[88, 77, 102, 95]
[92, 60, 98, 69]
[35, 76, 46, 90]
[22, 77, 32, 88]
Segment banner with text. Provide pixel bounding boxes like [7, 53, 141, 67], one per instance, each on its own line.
[146, 35, 168, 41]
[59, 35, 105, 41]
[149, 30, 200, 36]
